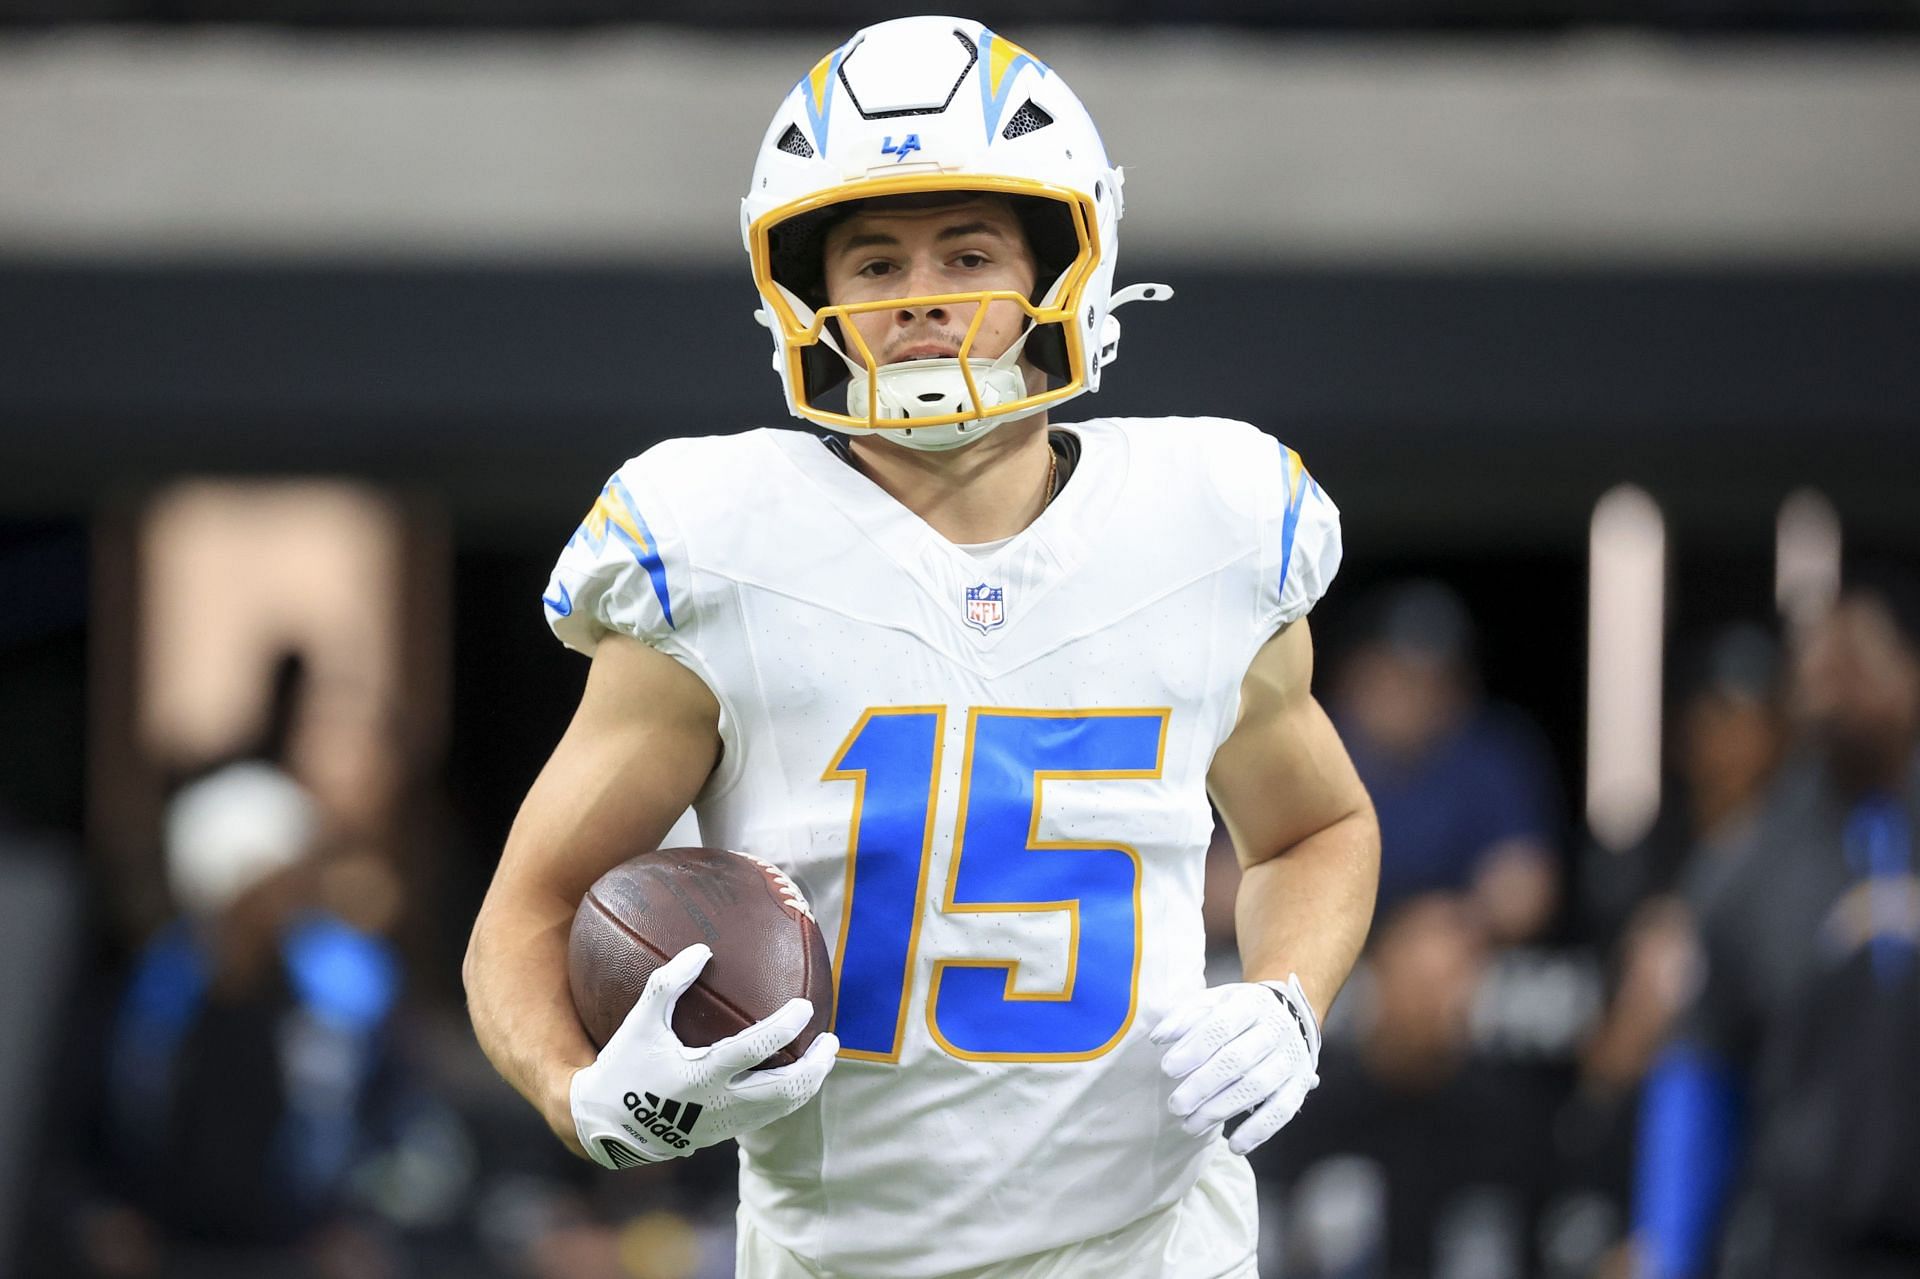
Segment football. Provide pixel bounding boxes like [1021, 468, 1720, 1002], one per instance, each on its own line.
[568, 846, 834, 1068]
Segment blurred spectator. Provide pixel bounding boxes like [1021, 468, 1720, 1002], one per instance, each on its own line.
[1333, 581, 1563, 943]
[1582, 623, 1789, 1096]
[71, 759, 410, 1279]
[1513, 625, 1792, 1278]
[1634, 569, 1920, 1279]
[1671, 628, 1792, 890]
[1257, 895, 1563, 1279]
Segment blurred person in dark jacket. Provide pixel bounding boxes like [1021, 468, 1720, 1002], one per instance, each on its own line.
[74, 761, 408, 1279]
[1582, 624, 1789, 1098]
[1333, 581, 1562, 943]
[1634, 569, 1920, 1279]
[1537, 626, 1790, 1279]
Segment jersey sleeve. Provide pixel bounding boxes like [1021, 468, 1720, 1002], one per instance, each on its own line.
[542, 450, 688, 656]
[1254, 436, 1343, 634]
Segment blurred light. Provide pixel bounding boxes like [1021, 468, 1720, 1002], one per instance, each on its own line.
[618, 1210, 704, 1279]
[1587, 485, 1666, 853]
[1292, 1155, 1386, 1275]
[138, 480, 402, 766]
[1775, 488, 1842, 634]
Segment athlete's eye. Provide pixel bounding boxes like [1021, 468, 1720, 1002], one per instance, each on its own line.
[952, 252, 990, 270]
[857, 260, 896, 279]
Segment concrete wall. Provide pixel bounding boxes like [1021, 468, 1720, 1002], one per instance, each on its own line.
[3, 28, 1918, 263]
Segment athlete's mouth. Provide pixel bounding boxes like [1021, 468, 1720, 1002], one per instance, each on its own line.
[889, 343, 964, 363]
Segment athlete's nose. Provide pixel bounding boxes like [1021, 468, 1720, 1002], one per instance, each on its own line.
[895, 299, 949, 325]
[893, 259, 950, 325]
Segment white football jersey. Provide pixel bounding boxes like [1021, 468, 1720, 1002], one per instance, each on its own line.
[543, 417, 1341, 1278]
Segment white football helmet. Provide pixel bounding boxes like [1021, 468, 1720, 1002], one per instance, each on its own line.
[741, 15, 1171, 450]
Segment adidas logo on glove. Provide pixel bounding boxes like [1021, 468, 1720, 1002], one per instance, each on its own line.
[623, 1090, 703, 1150]
[568, 942, 840, 1171]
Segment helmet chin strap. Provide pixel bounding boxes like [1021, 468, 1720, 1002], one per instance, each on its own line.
[839, 321, 1043, 452]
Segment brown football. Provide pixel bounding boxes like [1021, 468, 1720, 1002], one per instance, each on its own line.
[568, 846, 834, 1069]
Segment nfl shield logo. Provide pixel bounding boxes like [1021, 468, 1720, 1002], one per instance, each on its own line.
[963, 583, 1006, 634]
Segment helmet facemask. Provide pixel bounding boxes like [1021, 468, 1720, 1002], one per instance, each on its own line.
[751, 177, 1099, 450]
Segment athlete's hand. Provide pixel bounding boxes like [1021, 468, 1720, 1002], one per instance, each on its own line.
[1152, 974, 1321, 1156]
[569, 943, 838, 1168]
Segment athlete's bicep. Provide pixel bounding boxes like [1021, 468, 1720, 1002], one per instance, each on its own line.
[1207, 621, 1371, 868]
[491, 632, 723, 904]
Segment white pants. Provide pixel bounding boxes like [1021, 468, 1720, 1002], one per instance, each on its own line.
[735, 1143, 1259, 1279]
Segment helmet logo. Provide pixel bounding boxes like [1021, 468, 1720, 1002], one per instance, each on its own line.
[881, 134, 923, 163]
[979, 30, 1048, 141]
[802, 47, 846, 152]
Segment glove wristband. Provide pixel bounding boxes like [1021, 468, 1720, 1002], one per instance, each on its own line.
[571, 1066, 674, 1169]
[1258, 974, 1322, 1058]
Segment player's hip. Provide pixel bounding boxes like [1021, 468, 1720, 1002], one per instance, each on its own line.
[735, 1140, 1257, 1279]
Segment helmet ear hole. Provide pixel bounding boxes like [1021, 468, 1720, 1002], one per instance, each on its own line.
[1009, 196, 1079, 296]
[803, 343, 851, 399]
[1024, 322, 1071, 381]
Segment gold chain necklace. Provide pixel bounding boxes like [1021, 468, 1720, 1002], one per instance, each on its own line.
[1044, 441, 1058, 506]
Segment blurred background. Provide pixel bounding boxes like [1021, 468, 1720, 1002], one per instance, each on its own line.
[2, 1, 1917, 1277]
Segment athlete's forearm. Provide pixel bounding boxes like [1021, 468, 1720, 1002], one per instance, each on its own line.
[464, 633, 725, 1154]
[464, 886, 597, 1154]
[1233, 804, 1379, 1022]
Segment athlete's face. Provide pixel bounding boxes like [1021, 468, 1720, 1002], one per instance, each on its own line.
[820, 196, 1040, 370]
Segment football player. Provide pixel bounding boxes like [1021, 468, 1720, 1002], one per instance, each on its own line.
[466, 16, 1380, 1277]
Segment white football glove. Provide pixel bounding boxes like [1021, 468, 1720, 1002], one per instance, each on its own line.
[569, 942, 838, 1169]
[1152, 974, 1322, 1156]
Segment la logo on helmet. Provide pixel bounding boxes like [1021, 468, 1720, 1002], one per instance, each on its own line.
[881, 134, 922, 162]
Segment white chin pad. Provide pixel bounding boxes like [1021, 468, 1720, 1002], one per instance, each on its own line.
[847, 359, 1028, 421]
[843, 359, 1032, 451]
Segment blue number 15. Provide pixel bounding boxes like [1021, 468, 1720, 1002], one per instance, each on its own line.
[824, 706, 1169, 1064]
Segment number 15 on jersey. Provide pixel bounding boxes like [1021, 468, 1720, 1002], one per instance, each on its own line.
[824, 706, 1170, 1064]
